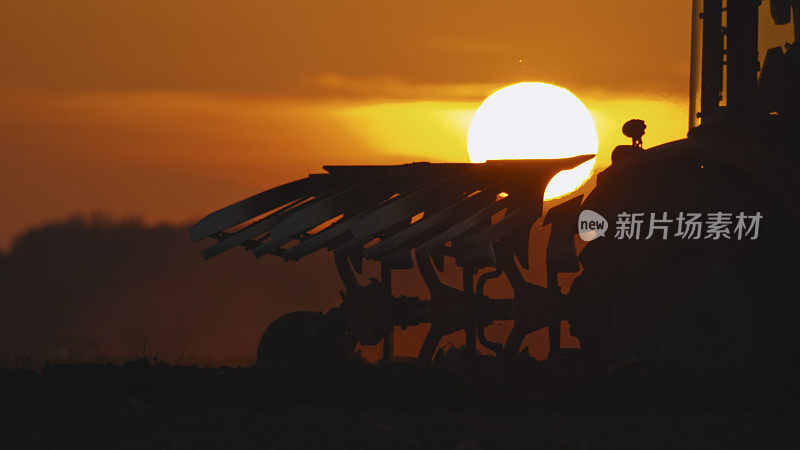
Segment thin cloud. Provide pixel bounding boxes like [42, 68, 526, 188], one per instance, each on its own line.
[1, 0, 691, 99]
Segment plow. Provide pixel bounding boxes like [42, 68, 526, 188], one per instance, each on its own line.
[190, 156, 592, 364]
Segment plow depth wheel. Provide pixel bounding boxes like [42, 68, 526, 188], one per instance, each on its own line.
[256, 311, 326, 368]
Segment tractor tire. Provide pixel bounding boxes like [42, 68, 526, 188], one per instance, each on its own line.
[569, 150, 799, 376]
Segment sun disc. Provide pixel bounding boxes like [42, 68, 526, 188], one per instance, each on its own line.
[467, 82, 598, 199]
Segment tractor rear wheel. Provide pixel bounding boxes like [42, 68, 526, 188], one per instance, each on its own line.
[569, 152, 799, 375]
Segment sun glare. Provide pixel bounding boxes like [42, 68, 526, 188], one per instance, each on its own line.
[467, 82, 598, 199]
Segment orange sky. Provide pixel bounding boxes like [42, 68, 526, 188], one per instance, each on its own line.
[0, 0, 692, 248]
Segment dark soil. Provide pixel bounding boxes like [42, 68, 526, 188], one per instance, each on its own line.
[1, 356, 799, 449]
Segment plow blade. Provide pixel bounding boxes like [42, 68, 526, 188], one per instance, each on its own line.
[194, 155, 592, 264]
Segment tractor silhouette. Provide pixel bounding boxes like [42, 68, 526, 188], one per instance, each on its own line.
[191, 0, 800, 373]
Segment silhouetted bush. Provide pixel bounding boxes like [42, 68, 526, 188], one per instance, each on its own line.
[0, 215, 344, 367]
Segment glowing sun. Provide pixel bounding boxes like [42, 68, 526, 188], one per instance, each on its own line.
[467, 82, 598, 199]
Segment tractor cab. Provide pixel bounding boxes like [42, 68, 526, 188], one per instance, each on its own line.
[690, 0, 799, 133]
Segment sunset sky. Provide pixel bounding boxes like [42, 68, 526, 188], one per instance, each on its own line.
[1, 0, 691, 249]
